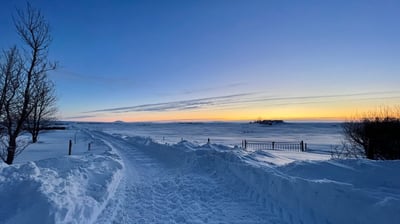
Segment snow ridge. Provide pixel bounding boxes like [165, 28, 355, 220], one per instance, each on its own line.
[0, 147, 123, 224]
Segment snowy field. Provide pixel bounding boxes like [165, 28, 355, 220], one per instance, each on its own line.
[1, 122, 399, 223]
[83, 122, 343, 150]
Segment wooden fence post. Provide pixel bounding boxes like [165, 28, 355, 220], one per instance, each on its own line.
[88, 142, 91, 151]
[300, 141, 304, 152]
[68, 140, 72, 155]
[272, 141, 275, 150]
[245, 140, 247, 149]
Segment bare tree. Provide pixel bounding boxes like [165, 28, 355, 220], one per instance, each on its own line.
[25, 79, 57, 143]
[0, 47, 24, 162]
[0, 47, 23, 117]
[0, 3, 56, 164]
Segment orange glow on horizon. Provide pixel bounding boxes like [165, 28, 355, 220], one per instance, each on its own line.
[70, 105, 392, 123]
[65, 97, 400, 123]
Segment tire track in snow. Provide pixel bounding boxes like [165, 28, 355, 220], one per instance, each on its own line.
[93, 131, 286, 224]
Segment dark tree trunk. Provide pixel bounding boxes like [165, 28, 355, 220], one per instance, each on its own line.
[6, 137, 17, 165]
[32, 131, 38, 143]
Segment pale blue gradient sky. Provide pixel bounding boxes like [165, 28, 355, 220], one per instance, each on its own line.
[1, 0, 399, 121]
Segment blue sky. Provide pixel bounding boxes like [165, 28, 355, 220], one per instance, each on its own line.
[1, 0, 399, 121]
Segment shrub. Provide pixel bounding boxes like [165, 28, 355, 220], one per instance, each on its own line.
[330, 142, 365, 159]
[343, 109, 400, 160]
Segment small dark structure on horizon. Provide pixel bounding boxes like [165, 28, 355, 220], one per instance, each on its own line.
[251, 120, 284, 125]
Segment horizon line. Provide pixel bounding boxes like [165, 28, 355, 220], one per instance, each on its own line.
[60, 117, 346, 123]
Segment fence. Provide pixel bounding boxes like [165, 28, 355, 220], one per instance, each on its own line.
[242, 140, 307, 152]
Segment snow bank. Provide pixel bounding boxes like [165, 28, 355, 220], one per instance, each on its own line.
[124, 136, 400, 224]
[0, 151, 123, 224]
[272, 160, 400, 224]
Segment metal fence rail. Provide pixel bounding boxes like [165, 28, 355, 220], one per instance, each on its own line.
[242, 140, 307, 152]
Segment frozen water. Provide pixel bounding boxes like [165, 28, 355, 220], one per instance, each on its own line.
[81, 122, 343, 151]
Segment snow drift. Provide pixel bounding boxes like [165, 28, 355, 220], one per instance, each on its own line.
[0, 151, 123, 224]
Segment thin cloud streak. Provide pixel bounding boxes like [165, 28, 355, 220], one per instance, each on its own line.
[64, 115, 98, 120]
[86, 93, 253, 113]
[227, 91, 400, 106]
[84, 90, 400, 114]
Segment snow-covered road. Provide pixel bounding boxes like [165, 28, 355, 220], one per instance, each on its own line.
[92, 131, 285, 224]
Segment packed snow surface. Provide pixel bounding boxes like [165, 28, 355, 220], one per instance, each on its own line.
[0, 122, 399, 224]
